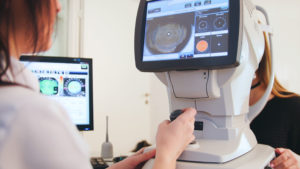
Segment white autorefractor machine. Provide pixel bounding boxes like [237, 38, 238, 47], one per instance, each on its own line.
[134, 0, 275, 168]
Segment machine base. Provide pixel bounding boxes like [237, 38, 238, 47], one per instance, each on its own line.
[142, 144, 275, 169]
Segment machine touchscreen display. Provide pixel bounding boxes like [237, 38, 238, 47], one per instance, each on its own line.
[143, 0, 229, 62]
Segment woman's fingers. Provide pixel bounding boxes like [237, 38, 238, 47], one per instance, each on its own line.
[135, 149, 156, 163]
[271, 148, 300, 169]
[274, 158, 296, 169]
[272, 151, 289, 167]
[179, 108, 197, 122]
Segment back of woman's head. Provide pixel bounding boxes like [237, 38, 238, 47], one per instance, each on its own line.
[0, 0, 58, 83]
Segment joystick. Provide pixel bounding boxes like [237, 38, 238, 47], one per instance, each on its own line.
[170, 109, 197, 145]
[169, 109, 183, 121]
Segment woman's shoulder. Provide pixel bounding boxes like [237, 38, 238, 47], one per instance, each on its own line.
[274, 95, 300, 105]
[272, 95, 300, 118]
[0, 85, 70, 123]
[1, 85, 84, 145]
[0, 86, 91, 169]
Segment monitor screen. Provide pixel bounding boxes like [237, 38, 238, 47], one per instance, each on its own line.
[20, 56, 93, 131]
[144, 0, 229, 62]
[135, 0, 240, 72]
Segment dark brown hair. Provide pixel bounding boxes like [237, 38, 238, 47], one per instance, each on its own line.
[0, 0, 54, 84]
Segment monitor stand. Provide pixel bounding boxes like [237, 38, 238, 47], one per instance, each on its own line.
[142, 144, 274, 169]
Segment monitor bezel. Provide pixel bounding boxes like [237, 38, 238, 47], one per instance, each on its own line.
[135, 0, 241, 72]
[20, 55, 94, 131]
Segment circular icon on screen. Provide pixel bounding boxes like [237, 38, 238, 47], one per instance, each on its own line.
[39, 77, 59, 96]
[196, 16, 211, 33]
[199, 20, 208, 31]
[63, 78, 86, 97]
[196, 40, 209, 53]
[213, 17, 227, 30]
[68, 81, 82, 94]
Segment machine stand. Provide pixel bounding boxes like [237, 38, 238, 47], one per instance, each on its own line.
[142, 144, 275, 169]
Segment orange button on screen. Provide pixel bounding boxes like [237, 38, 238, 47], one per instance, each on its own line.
[196, 40, 208, 52]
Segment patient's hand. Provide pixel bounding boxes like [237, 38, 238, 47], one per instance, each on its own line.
[108, 148, 156, 169]
[271, 148, 300, 169]
[108, 108, 196, 169]
[153, 108, 196, 169]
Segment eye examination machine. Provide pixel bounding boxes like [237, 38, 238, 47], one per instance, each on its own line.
[135, 0, 275, 169]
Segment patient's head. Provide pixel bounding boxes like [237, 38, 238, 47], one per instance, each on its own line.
[250, 32, 297, 105]
[0, 0, 61, 80]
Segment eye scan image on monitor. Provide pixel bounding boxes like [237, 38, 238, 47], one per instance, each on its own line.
[135, 0, 239, 72]
[143, 0, 229, 62]
[20, 56, 94, 131]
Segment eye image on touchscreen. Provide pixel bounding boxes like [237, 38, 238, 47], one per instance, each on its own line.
[143, 0, 229, 62]
[63, 78, 86, 97]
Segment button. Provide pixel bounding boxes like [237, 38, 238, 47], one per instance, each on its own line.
[195, 121, 203, 131]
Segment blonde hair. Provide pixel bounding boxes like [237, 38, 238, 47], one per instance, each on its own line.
[256, 32, 298, 98]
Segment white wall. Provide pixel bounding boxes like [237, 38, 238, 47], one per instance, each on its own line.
[252, 0, 300, 93]
[82, 0, 153, 157]
[148, 75, 169, 143]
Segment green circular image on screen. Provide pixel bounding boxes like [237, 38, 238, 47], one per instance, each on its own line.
[39, 77, 59, 95]
[63, 78, 86, 97]
[68, 81, 82, 94]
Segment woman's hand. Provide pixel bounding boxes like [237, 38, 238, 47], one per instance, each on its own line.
[109, 108, 196, 169]
[108, 148, 156, 169]
[153, 108, 197, 169]
[270, 148, 300, 169]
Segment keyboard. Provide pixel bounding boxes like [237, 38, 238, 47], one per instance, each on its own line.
[90, 157, 109, 169]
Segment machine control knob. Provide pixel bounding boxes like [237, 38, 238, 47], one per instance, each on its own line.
[169, 109, 183, 121]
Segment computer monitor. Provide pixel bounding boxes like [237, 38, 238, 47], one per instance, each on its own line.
[20, 56, 94, 131]
[135, 0, 240, 72]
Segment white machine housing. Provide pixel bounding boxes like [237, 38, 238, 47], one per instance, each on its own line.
[151, 0, 274, 164]
[134, 0, 276, 168]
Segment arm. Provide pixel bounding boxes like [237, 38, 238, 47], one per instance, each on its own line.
[153, 108, 196, 169]
[108, 148, 156, 169]
[108, 108, 196, 169]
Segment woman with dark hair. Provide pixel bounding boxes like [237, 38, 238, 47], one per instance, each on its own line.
[0, 0, 196, 169]
[250, 33, 300, 169]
